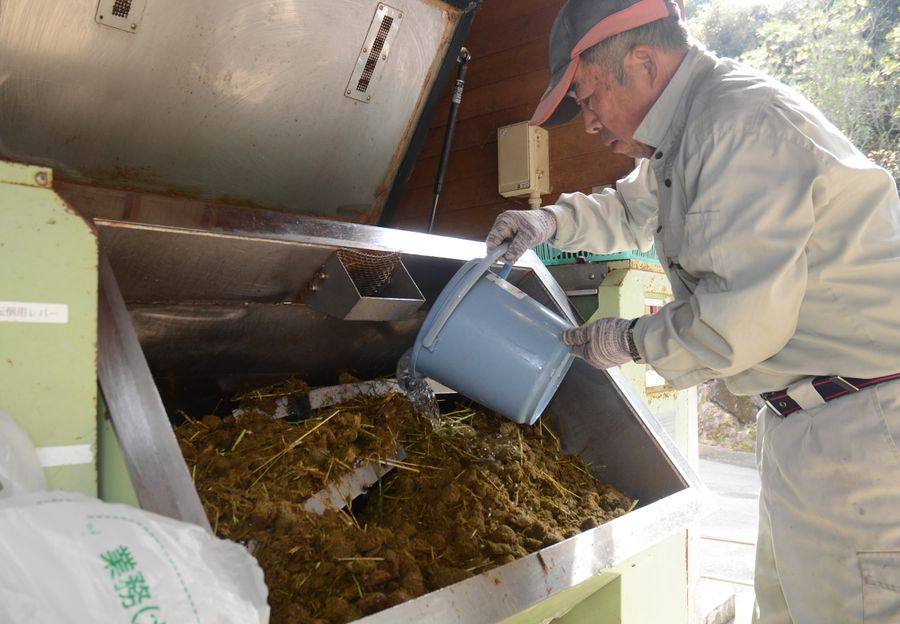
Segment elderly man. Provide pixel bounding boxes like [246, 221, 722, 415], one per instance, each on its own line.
[485, 0, 900, 622]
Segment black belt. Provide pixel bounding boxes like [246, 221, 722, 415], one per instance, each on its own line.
[762, 374, 900, 417]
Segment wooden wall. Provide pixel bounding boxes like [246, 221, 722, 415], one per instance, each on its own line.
[387, 0, 634, 239]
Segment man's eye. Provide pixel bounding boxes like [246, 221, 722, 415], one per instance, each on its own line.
[568, 90, 589, 109]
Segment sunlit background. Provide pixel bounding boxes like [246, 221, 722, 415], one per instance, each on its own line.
[686, 0, 899, 181]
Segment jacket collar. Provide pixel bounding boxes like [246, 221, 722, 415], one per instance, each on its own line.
[633, 43, 717, 152]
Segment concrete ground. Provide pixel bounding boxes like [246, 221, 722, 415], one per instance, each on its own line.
[697, 444, 760, 624]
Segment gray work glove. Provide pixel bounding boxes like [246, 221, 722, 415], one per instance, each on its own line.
[485, 209, 557, 264]
[561, 317, 633, 369]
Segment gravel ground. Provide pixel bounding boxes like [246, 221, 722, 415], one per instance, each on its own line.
[697, 381, 760, 453]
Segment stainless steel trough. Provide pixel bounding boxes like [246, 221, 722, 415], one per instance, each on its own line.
[64, 183, 711, 624]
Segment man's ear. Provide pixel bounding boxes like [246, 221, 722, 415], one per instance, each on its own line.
[626, 45, 658, 85]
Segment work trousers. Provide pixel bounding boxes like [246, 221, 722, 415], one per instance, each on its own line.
[752, 379, 900, 623]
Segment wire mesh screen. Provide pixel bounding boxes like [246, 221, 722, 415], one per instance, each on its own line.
[336, 249, 401, 297]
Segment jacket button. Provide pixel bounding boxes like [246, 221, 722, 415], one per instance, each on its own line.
[664, 179, 672, 187]
[656, 226, 662, 233]
[655, 151, 663, 159]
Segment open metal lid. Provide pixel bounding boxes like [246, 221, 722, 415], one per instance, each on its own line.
[0, 0, 472, 222]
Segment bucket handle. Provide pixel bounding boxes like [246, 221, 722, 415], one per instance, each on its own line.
[421, 243, 511, 351]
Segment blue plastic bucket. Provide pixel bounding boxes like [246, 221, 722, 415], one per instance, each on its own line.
[409, 244, 574, 425]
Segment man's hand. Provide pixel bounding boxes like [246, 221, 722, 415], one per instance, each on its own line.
[561, 317, 633, 369]
[485, 209, 557, 264]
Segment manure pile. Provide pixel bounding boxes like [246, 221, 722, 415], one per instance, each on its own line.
[175, 378, 633, 624]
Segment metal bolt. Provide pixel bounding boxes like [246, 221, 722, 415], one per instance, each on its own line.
[316, 270, 327, 280]
[131, 23, 137, 30]
[382, 53, 387, 60]
[588, 273, 596, 280]
[366, 96, 371, 101]
[34, 171, 49, 187]
[362, 47, 368, 53]
[378, 4, 384, 10]
[346, 89, 352, 95]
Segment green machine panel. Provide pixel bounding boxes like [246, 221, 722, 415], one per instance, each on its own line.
[0, 161, 98, 495]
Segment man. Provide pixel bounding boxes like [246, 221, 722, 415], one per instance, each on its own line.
[485, 0, 900, 622]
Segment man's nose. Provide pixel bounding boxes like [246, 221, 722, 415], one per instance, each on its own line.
[581, 108, 602, 134]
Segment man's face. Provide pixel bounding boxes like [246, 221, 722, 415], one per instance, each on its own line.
[569, 60, 655, 159]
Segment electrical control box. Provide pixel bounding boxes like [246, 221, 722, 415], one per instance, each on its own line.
[497, 121, 550, 198]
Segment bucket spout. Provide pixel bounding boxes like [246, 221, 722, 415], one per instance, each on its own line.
[396, 349, 441, 423]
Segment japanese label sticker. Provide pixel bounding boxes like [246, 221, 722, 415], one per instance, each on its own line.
[0, 301, 69, 324]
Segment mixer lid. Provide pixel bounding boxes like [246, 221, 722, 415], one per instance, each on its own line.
[0, 0, 474, 222]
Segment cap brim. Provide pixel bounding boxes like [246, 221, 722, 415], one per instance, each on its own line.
[538, 95, 581, 128]
[529, 58, 580, 128]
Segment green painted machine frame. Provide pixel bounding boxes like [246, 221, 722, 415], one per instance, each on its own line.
[0, 161, 98, 496]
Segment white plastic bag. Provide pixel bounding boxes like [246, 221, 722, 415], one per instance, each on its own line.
[0, 409, 47, 497]
[0, 412, 270, 624]
[0, 492, 270, 624]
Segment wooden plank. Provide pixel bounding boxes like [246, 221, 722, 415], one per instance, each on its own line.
[420, 108, 633, 188]
[469, 0, 564, 35]
[546, 122, 647, 165]
[430, 202, 524, 239]
[466, 4, 564, 57]
[418, 101, 539, 160]
[551, 151, 635, 193]
[430, 67, 549, 125]
[396, 160, 634, 236]
[398, 198, 526, 236]
[408, 122, 633, 194]
[396, 150, 632, 231]
[394, 171, 510, 220]
[549, 121, 607, 157]
[462, 39, 550, 91]
[405, 141, 497, 191]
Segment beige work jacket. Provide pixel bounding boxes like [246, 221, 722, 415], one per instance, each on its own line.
[543, 44, 900, 395]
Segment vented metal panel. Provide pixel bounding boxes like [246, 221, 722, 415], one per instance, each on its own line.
[346, 4, 403, 103]
[357, 16, 393, 92]
[96, 0, 147, 32]
[0, 0, 456, 220]
[112, 0, 132, 17]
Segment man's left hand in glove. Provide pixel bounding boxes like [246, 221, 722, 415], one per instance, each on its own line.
[561, 317, 640, 369]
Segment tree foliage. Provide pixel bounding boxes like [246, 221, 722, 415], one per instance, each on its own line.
[689, 0, 771, 60]
[691, 0, 900, 180]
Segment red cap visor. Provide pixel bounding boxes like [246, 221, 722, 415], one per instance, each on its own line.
[530, 58, 581, 128]
[530, 0, 678, 127]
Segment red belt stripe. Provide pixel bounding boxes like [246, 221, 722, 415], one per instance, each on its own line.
[761, 373, 900, 417]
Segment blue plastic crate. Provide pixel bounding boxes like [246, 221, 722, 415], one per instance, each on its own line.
[533, 242, 659, 266]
